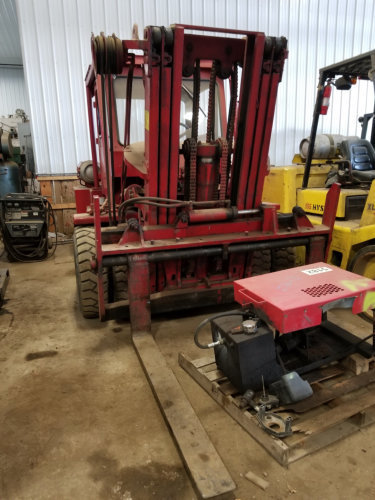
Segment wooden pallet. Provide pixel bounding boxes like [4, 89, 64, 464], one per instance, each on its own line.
[179, 352, 375, 467]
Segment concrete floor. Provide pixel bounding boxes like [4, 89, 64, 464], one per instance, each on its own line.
[1, 243, 375, 499]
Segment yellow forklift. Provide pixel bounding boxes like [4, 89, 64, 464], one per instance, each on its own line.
[263, 50, 375, 320]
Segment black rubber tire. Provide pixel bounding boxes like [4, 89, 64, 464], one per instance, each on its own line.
[73, 227, 108, 318]
[112, 265, 128, 301]
[348, 245, 375, 323]
[271, 248, 296, 272]
[251, 249, 271, 276]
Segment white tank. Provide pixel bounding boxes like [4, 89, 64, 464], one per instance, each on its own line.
[299, 134, 359, 159]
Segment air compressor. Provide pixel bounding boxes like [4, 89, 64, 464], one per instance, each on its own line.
[194, 263, 375, 406]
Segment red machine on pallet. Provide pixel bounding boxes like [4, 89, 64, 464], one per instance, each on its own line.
[73, 24, 340, 328]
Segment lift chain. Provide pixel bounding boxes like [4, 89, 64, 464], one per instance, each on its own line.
[217, 138, 229, 201]
[189, 138, 197, 201]
[192, 60, 200, 140]
[182, 138, 197, 201]
[226, 62, 238, 149]
[206, 60, 217, 143]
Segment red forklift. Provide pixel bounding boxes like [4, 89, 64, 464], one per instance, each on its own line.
[71, 25, 348, 497]
[73, 24, 340, 329]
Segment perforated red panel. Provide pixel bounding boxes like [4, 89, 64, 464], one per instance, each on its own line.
[234, 262, 375, 333]
[301, 283, 344, 297]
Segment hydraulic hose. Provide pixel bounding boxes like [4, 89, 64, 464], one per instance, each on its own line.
[194, 310, 246, 349]
[117, 196, 231, 221]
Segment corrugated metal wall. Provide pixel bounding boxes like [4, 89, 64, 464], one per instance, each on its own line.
[0, 0, 29, 119]
[0, 68, 30, 117]
[16, 0, 375, 174]
[0, 0, 22, 65]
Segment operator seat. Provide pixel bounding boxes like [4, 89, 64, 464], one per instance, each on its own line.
[340, 139, 375, 181]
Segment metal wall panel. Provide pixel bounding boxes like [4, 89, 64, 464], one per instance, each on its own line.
[0, 0, 22, 65]
[0, 1, 29, 119]
[16, 0, 375, 174]
[0, 68, 30, 117]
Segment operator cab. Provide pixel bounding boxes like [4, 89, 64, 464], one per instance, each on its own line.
[114, 70, 225, 195]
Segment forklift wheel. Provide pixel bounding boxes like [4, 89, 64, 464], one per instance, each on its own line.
[271, 248, 296, 272]
[112, 265, 128, 301]
[73, 227, 108, 318]
[251, 249, 271, 276]
[349, 245, 375, 323]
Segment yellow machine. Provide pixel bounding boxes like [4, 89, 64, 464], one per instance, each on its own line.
[263, 50, 375, 320]
[263, 163, 375, 269]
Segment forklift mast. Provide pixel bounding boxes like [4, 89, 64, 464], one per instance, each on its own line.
[81, 25, 288, 222]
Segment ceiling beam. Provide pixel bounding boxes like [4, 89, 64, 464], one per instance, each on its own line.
[0, 64, 23, 69]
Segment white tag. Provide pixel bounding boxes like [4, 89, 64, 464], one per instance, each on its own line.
[301, 266, 332, 276]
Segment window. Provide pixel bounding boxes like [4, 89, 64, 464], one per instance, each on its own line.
[180, 80, 222, 141]
[114, 76, 223, 146]
[114, 76, 145, 145]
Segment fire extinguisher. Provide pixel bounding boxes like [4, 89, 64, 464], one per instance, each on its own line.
[320, 83, 332, 115]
